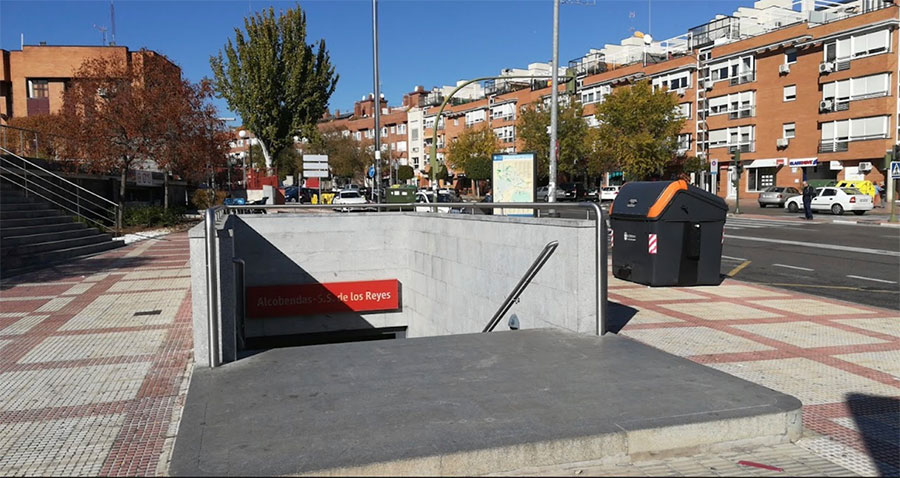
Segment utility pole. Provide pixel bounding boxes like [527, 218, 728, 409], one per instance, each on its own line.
[548, 0, 561, 205]
[732, 151, 742, 215]
[372, 0, 381, 203]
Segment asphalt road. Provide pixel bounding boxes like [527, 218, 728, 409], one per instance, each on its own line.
[720, 216, 900, 310]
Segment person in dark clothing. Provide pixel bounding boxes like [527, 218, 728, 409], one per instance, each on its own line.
[801, 181, 814, 220]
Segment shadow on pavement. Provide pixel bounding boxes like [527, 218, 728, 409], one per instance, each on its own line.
[0, 256, 153, 289]
[606, 301, 639, 333]
[846, 393, 900, 477]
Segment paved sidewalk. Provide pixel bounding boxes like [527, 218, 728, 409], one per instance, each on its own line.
[608, 274, 899, 477]
[0, 232, 193, 477]
[0, 231, 896, 476]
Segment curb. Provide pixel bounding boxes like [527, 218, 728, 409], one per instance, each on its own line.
[831, 218, 900, 227]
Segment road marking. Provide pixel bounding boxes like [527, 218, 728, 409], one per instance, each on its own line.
[722, 255, 747, 261]
[773, 263, 815, 272]
[762, 282, 898, 293]
[727, 260, 752, 277]
[724, 234, 900, 257]
[846, 275, 898, 285]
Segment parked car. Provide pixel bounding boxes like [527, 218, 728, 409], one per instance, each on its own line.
[600, 186, 621, 202]
[757, 186, 800, 208]
[536, 185, 565, 202]
[558, 182, 586, 201]
[414, 190, 461, 213]
[332, 190, 368, 212]
[284, 186, 311, 204]
[784, 187, 873, 215]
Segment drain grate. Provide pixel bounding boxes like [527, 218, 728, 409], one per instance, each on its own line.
[134, 309, 162, 317]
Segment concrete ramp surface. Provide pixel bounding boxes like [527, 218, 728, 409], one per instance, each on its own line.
[171, 329, 801, 476]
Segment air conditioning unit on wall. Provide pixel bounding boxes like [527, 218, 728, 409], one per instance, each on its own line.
[819, 62, 834, 74]
[778, 64, 790, 74]
[819, 99, 834, 112]
[776, 138, 790, 148]
[858, 161, 872, 171]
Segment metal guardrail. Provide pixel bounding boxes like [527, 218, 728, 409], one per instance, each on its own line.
[483, 240, 559, 333]
[202, 201, 608, 365]
[0, 146, 120, 234]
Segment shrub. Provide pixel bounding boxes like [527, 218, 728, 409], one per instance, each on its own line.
[191, 189, 227, 210]
[123, 206, 185, 228]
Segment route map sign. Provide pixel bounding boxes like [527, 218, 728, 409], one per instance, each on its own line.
[492, 153, 536, 216]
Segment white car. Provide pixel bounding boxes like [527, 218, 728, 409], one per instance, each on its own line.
[414, 191, 461, 213]
[332, 190, 368, 212]
[600, 186, 621, 202]
[785, 187, 873, 216]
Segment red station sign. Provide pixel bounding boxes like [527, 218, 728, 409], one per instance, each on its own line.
[246, 279, 399, 318]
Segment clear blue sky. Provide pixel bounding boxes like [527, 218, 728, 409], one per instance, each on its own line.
[1, 0, 748, 126]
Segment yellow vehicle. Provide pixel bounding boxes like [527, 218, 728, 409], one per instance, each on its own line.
[835, 180, 875, 197]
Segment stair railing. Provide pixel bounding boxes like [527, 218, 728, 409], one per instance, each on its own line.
[0, 146, 120, 235]
[483, 240, 559, 333]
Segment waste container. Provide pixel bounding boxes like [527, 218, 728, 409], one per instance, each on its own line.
[385, 185, 417, 203]
[610, 179, 727, 286]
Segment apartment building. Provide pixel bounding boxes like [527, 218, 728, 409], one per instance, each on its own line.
[0, 44, 176, 124]
[319, 0, 898, 197]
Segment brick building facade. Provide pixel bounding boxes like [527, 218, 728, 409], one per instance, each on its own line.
[316, 0, 899, 199]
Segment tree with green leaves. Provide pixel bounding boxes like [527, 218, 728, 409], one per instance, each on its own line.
[517, 99, 591, 180]
[593, 80, 685, 180]
[210, 5, 338, 169]
[309, 127, 368, 182]
[446, 124, 498, 195]
[397, 165, 414, 183]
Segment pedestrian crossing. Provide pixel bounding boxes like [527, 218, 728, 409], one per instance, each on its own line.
[724, 217, 809, 230]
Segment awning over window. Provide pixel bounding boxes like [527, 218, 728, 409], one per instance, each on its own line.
[747, 158, 786, 168]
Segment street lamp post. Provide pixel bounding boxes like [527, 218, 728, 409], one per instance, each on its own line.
[238, 130, 250, 189]
[548, 0, 560, 205]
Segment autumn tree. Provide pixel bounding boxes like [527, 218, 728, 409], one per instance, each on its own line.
[6, 114, 66, 159]
[210, 5, 338, 169]
[309, 127, 368, 182]
[59, 50, 227, 221]
[593, 80, 685, 180]
[517, 99, 591, 181]
[446, 124, 498, 195]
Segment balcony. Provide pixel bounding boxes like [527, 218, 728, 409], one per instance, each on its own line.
[728, 142, 755, 153]
[818, 141, 849, 153]
[727, 107, 755, 120]
[729, 72, 756, 86]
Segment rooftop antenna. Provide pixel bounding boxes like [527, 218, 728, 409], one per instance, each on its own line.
[648, 0, 652, 36]
[628, 11, 636, 35]
[109, 0, 116, 45]
[93, 24, 108, 45]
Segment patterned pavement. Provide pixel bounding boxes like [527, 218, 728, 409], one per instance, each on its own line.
[0, 232, 192, 477]
[0, 231, 896, 476]
[609, 274, 899, 477]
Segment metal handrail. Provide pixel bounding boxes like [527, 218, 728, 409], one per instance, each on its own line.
[0, 146, 120, 234]
[216, 201, 608, 336]
[483, 241, 559, 333]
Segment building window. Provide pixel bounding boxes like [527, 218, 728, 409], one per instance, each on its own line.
[747, 167, 776, 192]
[706, 91, 754, 117]
[785, 49, 797, 64]
[783, 85, 796, 102]
[824, 29, 890, 63]
[398, 124, 406, 134]
[783, 123, 795, 139]
[28, 79, 49, 98]
[390, 125, 396, 135]
[675, 102, 691, 119]
[706, 55, 755, 84]
[822, 73, 890, 104]
[411, 128, 418, 141]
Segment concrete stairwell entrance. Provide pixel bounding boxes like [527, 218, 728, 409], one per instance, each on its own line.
[0, 181, 124, 277]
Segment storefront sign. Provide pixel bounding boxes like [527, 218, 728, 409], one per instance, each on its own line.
[788, 158, 818, 168]
[829, 161, 842, 170]
[246, 279, 399, 318]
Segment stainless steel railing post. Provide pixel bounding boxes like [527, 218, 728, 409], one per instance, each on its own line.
[205, 207, 221, 367]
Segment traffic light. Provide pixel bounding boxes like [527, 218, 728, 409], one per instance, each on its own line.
[565, 67, 577, 95]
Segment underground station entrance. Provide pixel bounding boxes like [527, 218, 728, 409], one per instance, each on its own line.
[175, 195, 800, 476]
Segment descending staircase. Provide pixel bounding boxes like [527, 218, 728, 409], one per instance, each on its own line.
[0, 167, 124, 278]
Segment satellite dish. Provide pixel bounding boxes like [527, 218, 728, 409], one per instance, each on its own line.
[643, 34, 653, 45]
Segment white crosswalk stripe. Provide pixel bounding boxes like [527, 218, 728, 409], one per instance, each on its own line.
[725, 217, 809, 229]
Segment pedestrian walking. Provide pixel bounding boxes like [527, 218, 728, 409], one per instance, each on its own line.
[878, 182, 886, 208]
[802, 180, 814, 220]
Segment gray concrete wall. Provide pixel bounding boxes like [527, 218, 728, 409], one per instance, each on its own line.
[191, 211, 602, 365]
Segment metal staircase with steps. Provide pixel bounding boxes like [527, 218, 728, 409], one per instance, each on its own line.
[0, 150, 124, 278]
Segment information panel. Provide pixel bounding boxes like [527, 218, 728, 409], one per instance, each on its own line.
[491, 153, 536, 216]
[246, 279, 399, 318]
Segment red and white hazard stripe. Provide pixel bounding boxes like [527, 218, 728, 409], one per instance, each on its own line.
[609, 229, 614, 248]
[648, 233, 658, 254]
